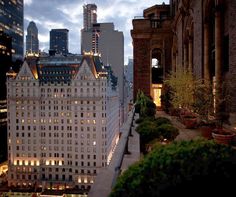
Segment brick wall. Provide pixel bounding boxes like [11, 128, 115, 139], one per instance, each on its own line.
[133, 38, 151, 100]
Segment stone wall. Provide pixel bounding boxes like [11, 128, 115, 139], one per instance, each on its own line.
[229, 0, 236, 112]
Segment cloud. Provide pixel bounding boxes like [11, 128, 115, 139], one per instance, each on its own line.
[24, 0, 33, 6]
[24, 0, 169, 63]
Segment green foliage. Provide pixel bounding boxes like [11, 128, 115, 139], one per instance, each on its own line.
[165, 68, 200, 110]
[136, 117, 178, 152]
[135, 90, 156, 117]
[160, 84, 173, 113]
[135, 117, 155, 124]
[192, 83, 213, 121]
[155, 124, 179, 141]
[154, 117, 171, 126]
[110, 139, 236, 197]
[136, 119, 159, 145]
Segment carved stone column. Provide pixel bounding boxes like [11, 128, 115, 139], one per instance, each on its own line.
[204, 22, 210, 83]
[188, 36, 193, 72]
[215, 5, 223, 114]
[184, 43, 188, 70]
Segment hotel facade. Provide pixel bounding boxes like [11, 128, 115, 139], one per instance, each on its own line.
[7, 54, 120, 190]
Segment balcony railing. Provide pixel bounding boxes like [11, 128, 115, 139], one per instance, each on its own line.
[133, 16, 163, 29]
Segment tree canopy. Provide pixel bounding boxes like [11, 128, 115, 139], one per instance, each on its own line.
[109, 139, 236, 197]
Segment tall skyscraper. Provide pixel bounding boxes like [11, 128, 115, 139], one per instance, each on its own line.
[0, 31, 12, 100]
[81, 23, 124, 123]
[83, 4, 97, 31]
[0, 0, 24, 61]
[50, 29, 69, 55]
[26, 21, 39, 54]
[7, 54, 120, 190]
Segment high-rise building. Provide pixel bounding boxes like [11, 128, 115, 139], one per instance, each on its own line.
[26, 21, 39, 54]
[7, 54, 120, 190]
[50, 29, 69, 55]
[81, 23, 124, 123]
[0, 31, 12, 98]
[0, 0, 24, 61]
[83, 4, 97, 31]
[126, 58, 133, 85]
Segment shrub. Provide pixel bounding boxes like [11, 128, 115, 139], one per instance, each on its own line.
[156, 123, 179, 141]
[136, 120, 159, 144]
[110, 139, 236, 197]
[135, 117, 155, 124]
[145, 107, 156, 117]
[134, 103, 141, 113]
[135, 90, 156, 117]
[136, 119, 178, 152]
[135, 117, 144, 124]
[154, 117, 171, 126]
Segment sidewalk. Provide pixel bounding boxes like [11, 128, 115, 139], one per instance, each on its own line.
[156, 111, 201, 141]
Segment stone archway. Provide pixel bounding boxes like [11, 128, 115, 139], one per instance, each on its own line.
[151, 48, 163, 107]
[183, 15, 194, 72]
[131, 4, 173, 102]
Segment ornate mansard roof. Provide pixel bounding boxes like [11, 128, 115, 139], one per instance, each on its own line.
[13, 54, 107, 83]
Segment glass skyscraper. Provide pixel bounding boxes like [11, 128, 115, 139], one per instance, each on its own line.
[0, 0, 24, 61]
[50, 29, 69, 55]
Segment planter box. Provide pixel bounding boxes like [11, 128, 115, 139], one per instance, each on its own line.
[183, 117, 198, 129]
[199, 125, 215, 140]
[212, 130, 236, 145]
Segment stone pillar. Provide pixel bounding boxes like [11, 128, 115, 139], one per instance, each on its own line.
[172, 52, 176, 72]
[188, 37, 193, 72]
[184, 43, 188, 70]
[204, 22, 210, 84]
[215, 6, 223, 113]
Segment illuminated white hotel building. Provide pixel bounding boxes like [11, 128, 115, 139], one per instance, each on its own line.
[7, 54, 120, 190]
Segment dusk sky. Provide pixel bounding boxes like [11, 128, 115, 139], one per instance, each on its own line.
[24, 0, 169, 64]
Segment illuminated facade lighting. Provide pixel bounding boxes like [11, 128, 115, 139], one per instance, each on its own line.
[7, 54, 120, 190]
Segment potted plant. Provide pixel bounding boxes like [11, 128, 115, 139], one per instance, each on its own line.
[212, 81, 235, 145]
[192, 83, 215, 139]
[212, 101, 235, 145]
[164, 67, 198, 128]
[135, 90, 156, 118]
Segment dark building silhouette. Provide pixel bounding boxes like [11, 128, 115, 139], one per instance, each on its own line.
[0, 0, 24, 61]
[0, 31, 12, 100]
[50, 29, 69, 55]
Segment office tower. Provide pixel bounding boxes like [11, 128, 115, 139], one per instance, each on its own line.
[50, 29, 69, 55]
[7, 54, 120, 190]
[0, 31, 11, 125]
[0, 31, 12, 99]
[83, 4, 97, 31]
[126, 58, 133, 85]
[26, 21, 39, 54]
[0, 0, 24, 61]
[81, 23, 124, 123]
